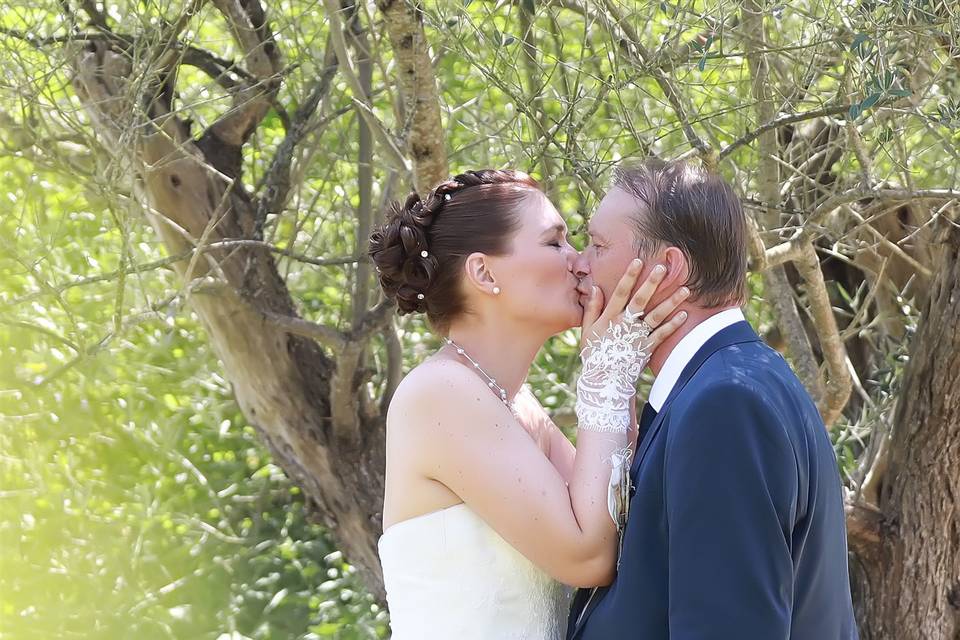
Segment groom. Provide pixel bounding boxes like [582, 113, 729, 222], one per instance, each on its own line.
[567, 160, 858, 639]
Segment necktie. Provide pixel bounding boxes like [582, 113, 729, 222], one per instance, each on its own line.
[636, 401, 658, 448]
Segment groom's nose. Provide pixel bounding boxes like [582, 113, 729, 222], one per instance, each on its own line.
[573, 252, 591, 280]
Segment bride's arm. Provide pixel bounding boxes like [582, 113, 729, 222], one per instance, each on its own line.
[391, 262, 687, 588]
[518, 393, 637, 484]
[391, 361, 615, 588]
[524, 395, 638, 486]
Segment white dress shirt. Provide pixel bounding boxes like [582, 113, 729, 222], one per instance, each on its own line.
[647, 307, 747, 412]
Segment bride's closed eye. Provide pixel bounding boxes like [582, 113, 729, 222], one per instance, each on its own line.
[547, 234, 570, 249]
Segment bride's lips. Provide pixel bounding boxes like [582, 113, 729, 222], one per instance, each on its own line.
[575, 281, 592, 306]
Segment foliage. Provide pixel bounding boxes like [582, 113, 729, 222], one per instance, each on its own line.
[0, 157, 385, 638]
[2, 0, 958, 636]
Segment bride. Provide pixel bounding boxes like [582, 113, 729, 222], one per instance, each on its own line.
[368, 170, 689, 639]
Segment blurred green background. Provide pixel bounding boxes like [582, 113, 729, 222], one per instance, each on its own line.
[0, 169, 388, 638]
[1, 0, 945, 635]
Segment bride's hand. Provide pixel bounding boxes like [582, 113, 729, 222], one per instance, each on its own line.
[580, 258, 690, 352]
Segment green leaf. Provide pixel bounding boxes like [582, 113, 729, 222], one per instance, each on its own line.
[851, 32, 869, 52]
[861, 92, 882, 112]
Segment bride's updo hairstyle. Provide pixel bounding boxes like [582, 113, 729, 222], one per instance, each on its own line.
[369, 169, 541, 333]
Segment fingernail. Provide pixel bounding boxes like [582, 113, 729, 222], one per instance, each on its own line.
[632, 258, 642, 268]
[654, 264, 666, 274]
[678, 311, 688, 321]
[680, 286, 690, 296]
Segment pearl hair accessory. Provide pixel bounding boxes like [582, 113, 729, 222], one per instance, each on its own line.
[417, 293, 425, 300]
[444, 193, 452, 201]
[420, 250, 428, 258]
[493, 286, 501, 295]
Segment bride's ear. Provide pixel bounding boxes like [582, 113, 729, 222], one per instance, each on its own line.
[463, 252, 499, 295]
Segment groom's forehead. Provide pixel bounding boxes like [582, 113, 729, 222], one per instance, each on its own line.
[592, 188, 642, 234]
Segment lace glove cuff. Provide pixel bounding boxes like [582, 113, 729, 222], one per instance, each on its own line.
[575, 312, 653, 434]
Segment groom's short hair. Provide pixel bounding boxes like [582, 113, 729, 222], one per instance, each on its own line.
[612, 159, 747, 308]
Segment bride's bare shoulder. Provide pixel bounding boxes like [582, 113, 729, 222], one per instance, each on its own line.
[388, 357, 491, 422]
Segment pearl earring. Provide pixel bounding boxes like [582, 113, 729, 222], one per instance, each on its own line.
[492, 286, 501, 295]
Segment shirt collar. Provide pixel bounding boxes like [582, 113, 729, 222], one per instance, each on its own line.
[647, 307, 747, 412]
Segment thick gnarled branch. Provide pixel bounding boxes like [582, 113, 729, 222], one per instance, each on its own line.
[208, 0, 283, 148]
[68, 27, 390, 599]
[375, 0, 448, 191]
[795, 243, 853, 425]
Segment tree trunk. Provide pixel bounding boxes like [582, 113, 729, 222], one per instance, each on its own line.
[53, 2, 960, 627]
[70, 39, 390, 600]
[849, 221, 960, 640]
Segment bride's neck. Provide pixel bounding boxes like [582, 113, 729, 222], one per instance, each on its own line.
[444, 319, 542, 401]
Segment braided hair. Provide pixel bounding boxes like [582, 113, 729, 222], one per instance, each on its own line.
[369, 169, 541, 333]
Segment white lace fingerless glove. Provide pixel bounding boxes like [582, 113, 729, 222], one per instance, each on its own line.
[575, 312, 653, 434]
[575, 311, 654, 534]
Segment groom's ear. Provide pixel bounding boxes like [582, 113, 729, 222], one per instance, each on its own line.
[661, 246, 690, 293]
[463, 251, 498, 293]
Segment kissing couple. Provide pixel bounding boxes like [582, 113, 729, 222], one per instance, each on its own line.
[369, 159, 858, 640]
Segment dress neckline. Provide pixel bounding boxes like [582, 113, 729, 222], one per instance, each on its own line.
[379, 502, 468, 543]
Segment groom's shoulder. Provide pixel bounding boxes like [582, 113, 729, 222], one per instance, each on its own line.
[663, 371, 799, 476]
[671, 371, 771, 419]
[682, 341, 775, 398]
[669, 341, 804, 423]
[666, 340, 821, 445]
[701, 334, 808, 398]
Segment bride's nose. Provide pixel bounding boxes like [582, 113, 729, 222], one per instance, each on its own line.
[565, 247, 580, 271]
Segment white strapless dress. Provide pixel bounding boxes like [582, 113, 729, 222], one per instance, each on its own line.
[378, 502, 574, 639]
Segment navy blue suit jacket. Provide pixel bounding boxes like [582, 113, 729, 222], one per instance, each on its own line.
[567, 321, 858, 640]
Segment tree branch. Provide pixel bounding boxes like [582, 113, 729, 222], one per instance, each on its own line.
[208, 0, 283, 147]
[253, 37, 339, 235]
[741, 0, 824, 404]
[350, 4, 376, 327]
[519, 0, 558, 192]
[844, 491, 883, 556]
[260, 310, 347, 351]
[375, 0, 448, 191]
[322, 0, 411, 178]
[600, 0, 713, 160]
[3, 241, 361, 309]
[764, 188, 960, 269]
[795, 242, 853, 427]
[381, 316, 403, 415]
[719, 103, 853, 161]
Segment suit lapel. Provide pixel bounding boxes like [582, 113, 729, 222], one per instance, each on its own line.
[630, 321, 760, 477]
[630, 409, 667, 479]
[570, 321, 761, 640]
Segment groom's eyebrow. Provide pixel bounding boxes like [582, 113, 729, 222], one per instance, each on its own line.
[588, 226, 607, 243]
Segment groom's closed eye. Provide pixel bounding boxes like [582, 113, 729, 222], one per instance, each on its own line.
[588, 236, 607, 253]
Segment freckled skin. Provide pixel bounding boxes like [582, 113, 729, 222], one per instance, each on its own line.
[380, 183, 658, 589]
